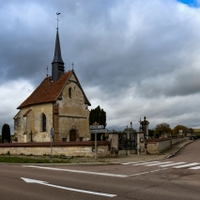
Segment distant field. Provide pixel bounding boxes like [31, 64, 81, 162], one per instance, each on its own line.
[193, 129, 200, 137]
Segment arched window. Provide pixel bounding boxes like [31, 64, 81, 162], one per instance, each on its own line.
[42, 114, 46, 132]
[69, 87, 72, 98]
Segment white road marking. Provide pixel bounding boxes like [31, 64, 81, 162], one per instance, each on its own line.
[121, 162, 137, 165]
[23, 165, 166, 179]
[23, 165, 128, 178]
[129, 168, 167, 177]
[122, 161, 200, 170]
[133, 161, 160, 166]
[21, 177, 117, 198]
[188, 166, 200, 170]
[173, 163, 200, 169]
[146, 161, 172, 166]
[160, 162, 186, 167]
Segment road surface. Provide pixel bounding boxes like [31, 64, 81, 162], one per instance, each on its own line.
[0, 140, 200, 199]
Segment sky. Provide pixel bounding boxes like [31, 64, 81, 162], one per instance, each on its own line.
[1, 0, 200, 133]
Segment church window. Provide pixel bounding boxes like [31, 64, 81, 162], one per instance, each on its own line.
[69, 87, 72, 98]
[42, 114, 46, 132]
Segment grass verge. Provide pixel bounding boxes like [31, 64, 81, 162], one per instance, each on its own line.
[0, 155, 72, 163]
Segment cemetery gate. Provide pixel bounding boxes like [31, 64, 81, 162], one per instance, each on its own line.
[118, 130, 137, 155]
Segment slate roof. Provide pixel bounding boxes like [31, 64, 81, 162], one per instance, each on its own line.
[52, 29, 64, 64]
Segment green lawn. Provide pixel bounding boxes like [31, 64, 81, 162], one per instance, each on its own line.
[0, 155, 72, 163]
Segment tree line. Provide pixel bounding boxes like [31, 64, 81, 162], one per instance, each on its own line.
[89, 106, 194, 138]
[150, 123, 194, 138]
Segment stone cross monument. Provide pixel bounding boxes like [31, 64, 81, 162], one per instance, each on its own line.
[140, 116, 150, 139]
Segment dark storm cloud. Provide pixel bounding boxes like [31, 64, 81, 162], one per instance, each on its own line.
[1, 0, 200, 132]
[0, 0, 119, 85]
[0, 1, 54, 85]
[58, 0, 200, 98]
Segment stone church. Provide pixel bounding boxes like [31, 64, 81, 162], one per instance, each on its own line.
[14, 27, 91, 143]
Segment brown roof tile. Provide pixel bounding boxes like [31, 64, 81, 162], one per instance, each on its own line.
[18, 71, 72, 109]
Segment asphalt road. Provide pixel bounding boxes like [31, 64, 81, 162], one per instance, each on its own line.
[0, 140, 200, 200]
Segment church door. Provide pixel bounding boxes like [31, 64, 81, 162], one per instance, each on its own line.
[70, 130, 76, 141]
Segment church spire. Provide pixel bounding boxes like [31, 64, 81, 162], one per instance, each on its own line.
[52, 13, 65, 82]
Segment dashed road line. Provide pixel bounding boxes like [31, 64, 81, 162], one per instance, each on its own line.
[188, 166, 200, 170]
[160, 162, 186, 167]
[146, 161, 172, 166]
[173, 163, 200, 169]
[122, 161, 200, 170]
[133, 161, 160, 166]
[121, 162, 137, 165]
[129, 168, 167, 177]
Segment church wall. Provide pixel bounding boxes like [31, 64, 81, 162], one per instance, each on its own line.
[32, 103, 53, 142]
[59, 117, 90, 141]
[58, 78, 90, 141]
[14, 112, 22, 140]
[15, 104, 53, 143]
[14, 24, 92, 145]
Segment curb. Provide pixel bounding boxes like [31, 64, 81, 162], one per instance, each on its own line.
[167, 141, 193, 159]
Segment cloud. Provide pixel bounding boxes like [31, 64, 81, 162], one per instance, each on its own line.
[1, 0, 200, 133]
[0, 79, 34, 133]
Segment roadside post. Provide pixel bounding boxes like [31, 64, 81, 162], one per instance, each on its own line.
[90, 124, 106, 160]
[95, 131, 97, 160]
[50, 127, 54, 162]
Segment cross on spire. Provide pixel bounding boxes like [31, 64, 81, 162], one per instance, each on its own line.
[72, 62, 74, 70]
[56, 12, 60, 29]
[52, 12, 65, 82]
[46, 66, 48, 77]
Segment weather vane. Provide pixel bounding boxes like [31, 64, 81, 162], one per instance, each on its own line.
[56, 12, 60, 29]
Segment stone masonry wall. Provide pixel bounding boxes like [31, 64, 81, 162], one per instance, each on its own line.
[15, 104, 53, 143]
[58, 77, 90, 141]
[0, 141, 110, 157]
[147, 138, 185, 154]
